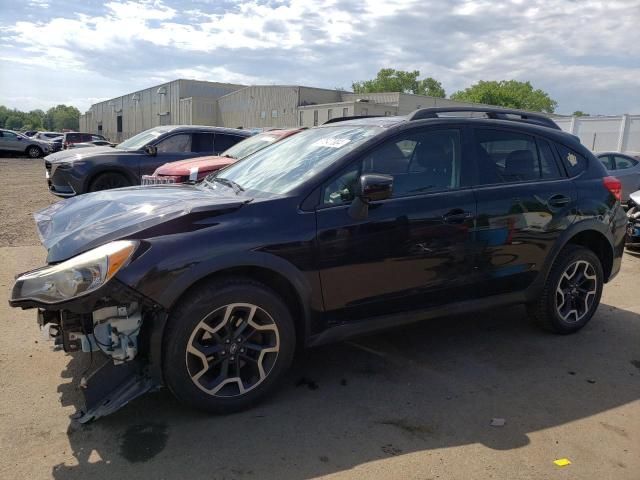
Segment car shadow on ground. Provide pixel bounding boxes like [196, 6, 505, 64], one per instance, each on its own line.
[52, 303, 640, 479]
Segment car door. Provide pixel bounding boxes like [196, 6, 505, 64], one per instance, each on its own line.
[0, 130, 24, 152]
[470, 127, 576, 297]
[315, 126, 478, 320]
[138, 132, 199, 176]
[611, 154, 640, 201]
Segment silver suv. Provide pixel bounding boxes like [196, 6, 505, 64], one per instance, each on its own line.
[0, 129, 52, 158]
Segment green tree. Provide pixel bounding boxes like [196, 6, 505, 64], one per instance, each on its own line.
[352, 68, 446, 98]
[450, 80, 557, 113]
[572, 110, 589, 117]
[44, 105, 80, 131]
[5, 116, 23, 130]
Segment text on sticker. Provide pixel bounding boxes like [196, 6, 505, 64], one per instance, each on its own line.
[311, 138, 351, 148]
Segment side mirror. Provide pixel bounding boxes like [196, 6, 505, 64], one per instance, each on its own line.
[348, 173, 393, 220]
[359, 173, 393, 202]
[144, 145, 157, 156]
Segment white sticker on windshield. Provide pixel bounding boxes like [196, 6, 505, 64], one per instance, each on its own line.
[311, 138, 351, 149]
[567, 153, 578, 167]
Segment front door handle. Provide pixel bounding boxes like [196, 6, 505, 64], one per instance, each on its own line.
[443, 209, 474, 223]
[548, 194, 571, 208]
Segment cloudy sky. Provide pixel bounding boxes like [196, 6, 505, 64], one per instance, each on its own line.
[1, 0, 639, 115]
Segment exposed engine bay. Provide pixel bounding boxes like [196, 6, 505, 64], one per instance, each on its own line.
[36, 299, 165, 423]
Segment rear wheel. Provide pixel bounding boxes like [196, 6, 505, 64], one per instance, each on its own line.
[163, 278, 295, 413]
[26, 146, 43, 158]
[528, 245, 603, 334]
[89, 172, 131, 192]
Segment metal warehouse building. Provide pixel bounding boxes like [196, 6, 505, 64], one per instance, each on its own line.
[79, 79, 480, 142]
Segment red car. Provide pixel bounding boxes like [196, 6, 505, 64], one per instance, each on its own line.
[141, 128, 303, 185]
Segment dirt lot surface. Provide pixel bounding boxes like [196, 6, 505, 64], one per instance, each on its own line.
[0, 158, 56, 247]
[1, 157, 639, 479]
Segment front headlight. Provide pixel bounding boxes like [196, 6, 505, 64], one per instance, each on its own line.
[13, 241, 138, 304]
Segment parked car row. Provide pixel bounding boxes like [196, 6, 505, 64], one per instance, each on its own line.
[44, 125, 254, 196]
[0, 128, 54, 158]
[11, 106, 628, 423]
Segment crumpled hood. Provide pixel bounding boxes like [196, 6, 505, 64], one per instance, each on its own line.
[35, 184, 248, 262]
[154, 155, 235, 176]
[630, 190, 640, 207]
[46, 146, 136, 163]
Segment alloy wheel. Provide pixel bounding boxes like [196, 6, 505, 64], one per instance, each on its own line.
[28, 147, 41, 158]
[555, 260, 598, 323]
[185, 303, 280, 397]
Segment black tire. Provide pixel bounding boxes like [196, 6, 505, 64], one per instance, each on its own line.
[527, 244, 603, 334]
[89, 172, 131, 192]
[26, 145, 43, 158]
[163, 277, 296, 414]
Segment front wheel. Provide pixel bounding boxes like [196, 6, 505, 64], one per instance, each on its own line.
[163, 278, 295, 414]
[528, 245, 603, 334]
[89, 172, 131, 192]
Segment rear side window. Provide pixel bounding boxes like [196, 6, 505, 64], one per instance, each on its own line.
[474, 129, 561, 184]
[555, 144, 588, 177]
[215, 134, 244, 153]
[537, 139, 563, 179]
[192, 133, 214, 153]
[613, 155, 638, 170]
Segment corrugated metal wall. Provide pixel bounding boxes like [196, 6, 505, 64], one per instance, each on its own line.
[81, 80, 243, 142]
[555, 115, 640, 152]
[342, 92, 400, 105]
[217, 86, 300, 128]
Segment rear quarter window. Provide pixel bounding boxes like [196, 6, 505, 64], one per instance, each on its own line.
[555, 143, 588, 177]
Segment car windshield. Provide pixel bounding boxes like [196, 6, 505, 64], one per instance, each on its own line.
[221, 132, 286, 160]
[202, 125, 382, 196]
[116, 127, 172, 150]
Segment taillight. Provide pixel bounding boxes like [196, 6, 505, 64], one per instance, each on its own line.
[603, 176, 622, 201]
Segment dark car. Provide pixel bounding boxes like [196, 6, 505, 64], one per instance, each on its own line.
[141, 128, 304, 185]
[10, 107, 627, 422]
[45, 125, 252, 196]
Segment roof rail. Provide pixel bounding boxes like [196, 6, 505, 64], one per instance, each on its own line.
[407, 107, 560, 130]
[323, 115, 384, 125]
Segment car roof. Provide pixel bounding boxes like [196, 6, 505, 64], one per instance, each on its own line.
[160, 125, 253, 136]
[319, 114, 582, 149]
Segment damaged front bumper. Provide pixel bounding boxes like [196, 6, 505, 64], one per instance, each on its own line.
[12, 280, 167, 423]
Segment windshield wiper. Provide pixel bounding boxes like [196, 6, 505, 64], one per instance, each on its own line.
[213, 177, 245, 194]
[222, 153, 236, 159]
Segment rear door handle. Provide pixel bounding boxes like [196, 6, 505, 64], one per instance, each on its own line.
[547, 194, 571, 207]
[443, 209, 474, 223]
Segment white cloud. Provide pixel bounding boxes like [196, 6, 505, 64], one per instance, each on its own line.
[0, 0, 639, 114]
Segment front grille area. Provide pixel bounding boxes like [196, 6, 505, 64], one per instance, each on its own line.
[45, 160, 51, 173]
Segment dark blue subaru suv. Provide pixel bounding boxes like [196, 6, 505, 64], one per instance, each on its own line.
[10, 107, 627, 421]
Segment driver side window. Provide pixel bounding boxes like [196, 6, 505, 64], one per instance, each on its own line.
[322, 128, 462, 205]
[156, 134, 192, 153]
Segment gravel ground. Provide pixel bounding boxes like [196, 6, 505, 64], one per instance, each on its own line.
[0, 157, 56, 247]
[1, 158, 639, 479]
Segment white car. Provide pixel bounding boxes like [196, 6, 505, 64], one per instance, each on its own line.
[0, 129, 52, 158]
[595, 152, 640, 203]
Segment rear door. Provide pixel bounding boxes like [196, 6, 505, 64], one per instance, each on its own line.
[316, 125, 478, 320]
[471, 127, 576, 296]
